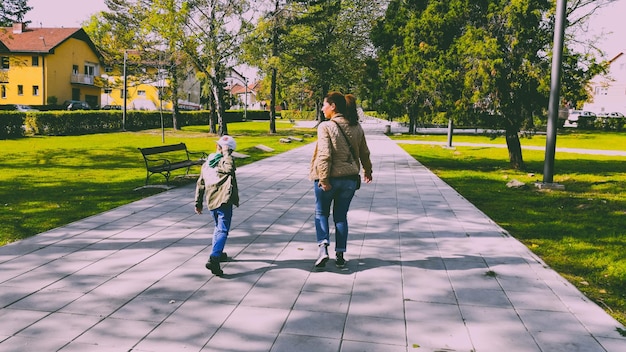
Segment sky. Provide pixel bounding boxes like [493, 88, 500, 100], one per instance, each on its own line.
[23, 0, 626, 58]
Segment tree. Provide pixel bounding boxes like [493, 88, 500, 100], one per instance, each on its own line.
[0, 0, 31, 27]
[243, 0, 386, 123]
[372, 0, 609, 170]
[96, 0, 251, 135]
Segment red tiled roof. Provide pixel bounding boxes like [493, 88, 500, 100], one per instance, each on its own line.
[0, 25, 101, 60]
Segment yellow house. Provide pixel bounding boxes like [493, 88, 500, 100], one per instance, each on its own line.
[0, 23, 103, 108]
[101, 61, 202, 111]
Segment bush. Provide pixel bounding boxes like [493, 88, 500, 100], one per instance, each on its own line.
[280, 110, 316, 121]
[0, 112, 25, 139]
[21, 109, 248, 136]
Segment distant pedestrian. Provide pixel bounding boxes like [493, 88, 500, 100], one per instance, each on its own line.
[195, 135, 239, 276]
[309, 91, 373, 268]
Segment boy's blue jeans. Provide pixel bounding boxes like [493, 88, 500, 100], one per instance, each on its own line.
[210, 203, 233, 258]
[314, 178, 357, 252]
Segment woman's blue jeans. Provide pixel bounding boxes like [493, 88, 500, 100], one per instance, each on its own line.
[210, 203, 233, 258]
[314, 178, 357, 252]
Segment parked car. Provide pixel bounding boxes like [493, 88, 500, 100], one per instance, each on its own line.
[0, 104, 39, 111]
[566, 110, 595, 122]
[607, 112, 624, 118]
[101, 105, 122, 110]
[63, 100, 91, 110]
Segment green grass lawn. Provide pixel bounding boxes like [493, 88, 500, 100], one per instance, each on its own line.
[0, 120, 314, 245]
[394, 132, 626, 326]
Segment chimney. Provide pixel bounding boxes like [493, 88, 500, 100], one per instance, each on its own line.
[13, 22, 26, 34]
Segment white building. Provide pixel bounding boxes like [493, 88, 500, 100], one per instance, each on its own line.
[583, 52, 626, 114]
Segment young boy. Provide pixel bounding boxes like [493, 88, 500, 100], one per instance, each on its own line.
[195, 135, 239, 276]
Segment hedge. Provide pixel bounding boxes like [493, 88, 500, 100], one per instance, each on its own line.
[3, 109, 251, 136]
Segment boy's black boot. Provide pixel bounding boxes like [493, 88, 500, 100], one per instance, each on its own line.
[206, 256, 224, 276]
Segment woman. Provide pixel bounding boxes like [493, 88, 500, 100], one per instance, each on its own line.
[309, 92, 373, 268]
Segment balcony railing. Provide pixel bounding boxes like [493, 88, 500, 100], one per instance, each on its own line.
[71, 74, 95, 85]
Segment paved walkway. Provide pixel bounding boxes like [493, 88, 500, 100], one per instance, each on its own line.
[1, 120, 625, 352]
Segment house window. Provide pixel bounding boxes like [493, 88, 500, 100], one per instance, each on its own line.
[32, 56, 39, 67]
[595, 87, 608, 96]
[33, 85, 39, 96]
[1, 57, 8, 70]
[84, 64, 95, 76]
[17, 85, 23, 95]
[72, 65, 79, 74]
[1, 85, 5, 98]
[138, 90, 146, 96]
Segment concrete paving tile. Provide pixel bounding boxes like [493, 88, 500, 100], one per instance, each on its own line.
[132, 321, 213, 352]
[270, 334, 341, 352]
[447, 269, 503, 291]
[404, 301, 462, 322]
[349, 293, 405, 320]
[405, 319, 473, 352]
[0, 285, 35, 307]
[110, 295, 183, 322]
[190, 277, 255, 305]
[15, 312, 102, 340]
[7, 288, 84, 312]
[2, 267, 72, 291]
[533, 331, 608, 352]
[0, 308, 48, 335]
[47, 274, 110, 293]
[58, 293, 130, 317]
[0, 335, 70, 352]
[294, 291, 351, 314]
[282, 310, 346, 339]
[340, 340, 407, 352]
[202, 326, 277, 352]
[460, 305, 541, 352]
[164, 300, 235, 326]
[343, 314, 406, 346]
[506, 290, 569, 312]
[596, 336, 626, 352]
[495, 275, 554, 293]
[70, 317, 157, 350]
[454, 287, 511, 309]
[220, 306, 290, 335]
[303, 272, 355, 295]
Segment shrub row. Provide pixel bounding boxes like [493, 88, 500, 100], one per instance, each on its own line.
[0, 109, 272, 138]
[0, 112, 25, 139]
[566, 117, 625, 131]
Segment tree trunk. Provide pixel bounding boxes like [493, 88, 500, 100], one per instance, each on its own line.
[212, 80, 228, 136]
[270, 66, 277, 134]
[505, 128, 524, 170]
[269, 0, 279, 134]
[171, 58, 179, 130]
[208, 92, 217, 134]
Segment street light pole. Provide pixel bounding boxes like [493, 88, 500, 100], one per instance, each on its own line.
[244, 77, 248, 121]
[122, 50, 127, 131]
[539, 0, 566, 190]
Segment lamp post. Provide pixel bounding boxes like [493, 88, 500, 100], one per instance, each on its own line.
[122, 50, 127, 131]
[539, 0, 566, 190]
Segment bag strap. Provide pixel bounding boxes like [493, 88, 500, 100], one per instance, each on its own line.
[331, 119, 358, 163]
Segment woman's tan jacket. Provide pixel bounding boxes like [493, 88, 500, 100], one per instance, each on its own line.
[309, 115, 372, 182]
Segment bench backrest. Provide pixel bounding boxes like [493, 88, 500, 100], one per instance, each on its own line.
[139, 143, 187, 157]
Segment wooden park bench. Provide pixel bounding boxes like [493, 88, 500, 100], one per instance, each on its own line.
[138, 143, 207, 185]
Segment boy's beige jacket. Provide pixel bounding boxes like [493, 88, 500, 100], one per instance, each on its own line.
[195, 153, 239, 211]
